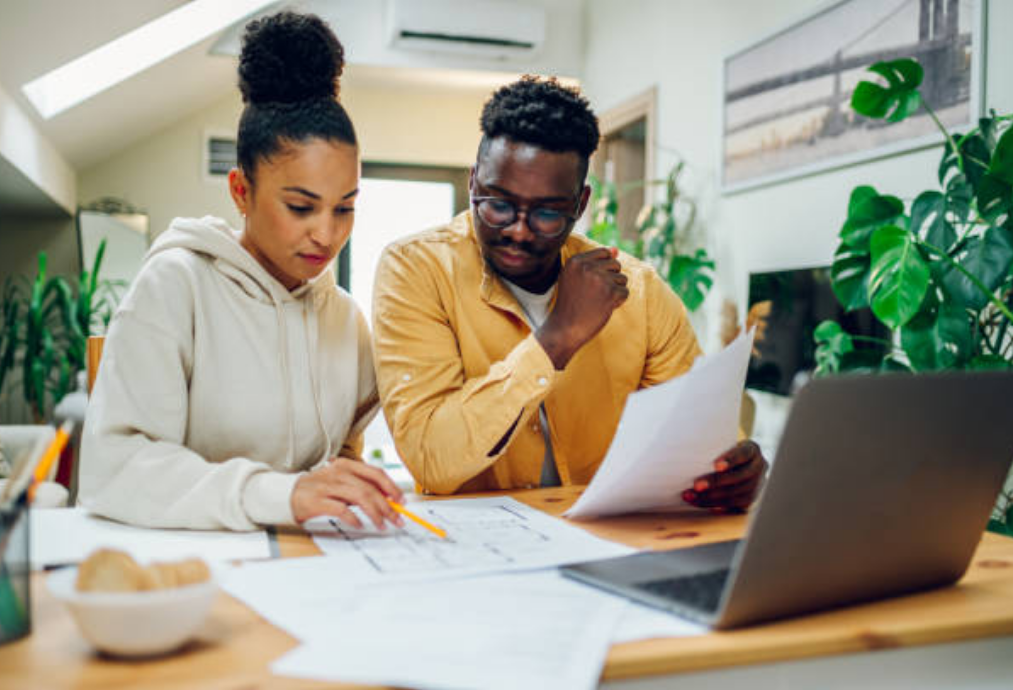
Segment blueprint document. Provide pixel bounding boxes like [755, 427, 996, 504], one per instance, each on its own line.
[303, 496, 632, 583]
[566, 328, 754, 519]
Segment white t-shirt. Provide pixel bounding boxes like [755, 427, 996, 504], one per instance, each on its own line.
[504, 279, 561, 487]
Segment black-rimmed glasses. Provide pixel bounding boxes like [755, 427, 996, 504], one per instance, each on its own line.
[471, 195, 579, 238]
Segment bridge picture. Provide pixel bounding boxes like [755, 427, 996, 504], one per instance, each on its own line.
[722, 0, 981, 191]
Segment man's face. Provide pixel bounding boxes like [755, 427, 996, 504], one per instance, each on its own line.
[470, 137, 590, 293]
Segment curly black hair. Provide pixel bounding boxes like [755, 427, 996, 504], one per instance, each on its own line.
[236, 11, 356, 179]
[479, 76, 599, 166]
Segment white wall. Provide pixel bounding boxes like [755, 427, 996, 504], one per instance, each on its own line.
[0, 83, 76, 215]
[582, 0, 1013, 351]
[581, 0, 1013, 453]
[78, 83, 492, 239]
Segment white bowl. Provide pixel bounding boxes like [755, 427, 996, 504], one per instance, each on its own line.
[47, 566, 218, 657]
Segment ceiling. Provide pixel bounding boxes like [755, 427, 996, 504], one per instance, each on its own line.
[0, 0, 244, 171]
[0, 0, 583, 214]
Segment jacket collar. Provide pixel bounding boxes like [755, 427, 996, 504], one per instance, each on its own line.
[467, 211, 573, 320]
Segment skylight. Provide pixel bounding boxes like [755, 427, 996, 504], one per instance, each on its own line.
[22, 0, 279, 119]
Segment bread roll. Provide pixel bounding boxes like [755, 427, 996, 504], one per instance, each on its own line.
[76, 549, 211, 592]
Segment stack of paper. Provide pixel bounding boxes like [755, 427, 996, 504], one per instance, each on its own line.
[224, 497, 705, 690]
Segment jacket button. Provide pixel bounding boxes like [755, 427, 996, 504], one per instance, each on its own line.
[402, 373, 412, 382]
[537, 376, 548, 386]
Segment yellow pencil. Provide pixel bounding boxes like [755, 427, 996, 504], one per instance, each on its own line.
[387, 499, 448, 539]
[28, 420, 74, 502]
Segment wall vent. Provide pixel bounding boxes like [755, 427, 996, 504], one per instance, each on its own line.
[204, 133, 237, 178]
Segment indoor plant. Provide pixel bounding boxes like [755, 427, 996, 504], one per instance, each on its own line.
[812, 57, 1013, 533]
[588, 162, 715, 311]
[0, 239, 119, 422]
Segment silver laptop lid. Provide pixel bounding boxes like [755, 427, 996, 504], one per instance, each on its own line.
[716, 371, 1013, 629]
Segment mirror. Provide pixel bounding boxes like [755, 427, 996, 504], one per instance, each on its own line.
[77, 198, 149, 284]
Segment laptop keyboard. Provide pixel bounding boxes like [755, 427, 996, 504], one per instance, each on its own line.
[635, 569, 731, 613]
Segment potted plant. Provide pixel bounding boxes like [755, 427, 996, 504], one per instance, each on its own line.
[813, 57, 1013, 534]
[0, 239, 120, 423]
[588, 162, 715, 311]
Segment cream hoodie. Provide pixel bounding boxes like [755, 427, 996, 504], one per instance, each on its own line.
[80, 216, 377, 530]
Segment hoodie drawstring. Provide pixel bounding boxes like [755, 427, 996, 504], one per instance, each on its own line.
[275, 301, 297, 469]
[304, 295, 334, 464]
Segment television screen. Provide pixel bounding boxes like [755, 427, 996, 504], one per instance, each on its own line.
[746, 266, 888, 396]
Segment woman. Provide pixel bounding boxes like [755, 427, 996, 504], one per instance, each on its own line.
[80, 11, 404, 531]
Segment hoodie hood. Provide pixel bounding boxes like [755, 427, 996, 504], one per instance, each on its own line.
[147, 216, 336, 306]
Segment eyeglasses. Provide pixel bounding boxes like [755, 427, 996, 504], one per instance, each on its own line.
[471, 195, 579, 238]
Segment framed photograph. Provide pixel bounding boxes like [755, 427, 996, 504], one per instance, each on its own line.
[721, 0, 985, 194]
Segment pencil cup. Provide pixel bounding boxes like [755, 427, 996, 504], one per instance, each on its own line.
[0, 495, 31, 645]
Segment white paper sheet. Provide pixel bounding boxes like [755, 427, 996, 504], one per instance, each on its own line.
[304, 496, 633, 583]
[266, 571, 626, 690]
[30, 507, 271, 569]
[566, 329, 754, 519]
[223, 561, 704, 657]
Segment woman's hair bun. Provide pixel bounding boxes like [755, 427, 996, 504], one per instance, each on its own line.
[238, 11, 345, 105]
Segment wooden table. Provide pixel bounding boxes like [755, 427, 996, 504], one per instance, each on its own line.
[4, 485, 1013, 689]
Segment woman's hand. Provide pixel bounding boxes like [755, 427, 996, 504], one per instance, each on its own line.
[291, 457, 406, 529]
[682, 441, 767, 514]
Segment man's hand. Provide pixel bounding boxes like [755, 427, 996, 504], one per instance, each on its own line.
[536, 247, 628, 369]
[682, 441, 767, 513]
[291, 457, 405, 529]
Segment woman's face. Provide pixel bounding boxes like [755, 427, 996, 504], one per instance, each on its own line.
[230, 138, 360, 291]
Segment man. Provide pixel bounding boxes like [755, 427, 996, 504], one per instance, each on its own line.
[372, 76, 765, 511]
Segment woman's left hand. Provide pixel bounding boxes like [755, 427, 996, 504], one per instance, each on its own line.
[682, 440, 767, 514]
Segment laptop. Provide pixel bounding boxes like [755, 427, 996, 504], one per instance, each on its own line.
[561, 371, 1013, 629]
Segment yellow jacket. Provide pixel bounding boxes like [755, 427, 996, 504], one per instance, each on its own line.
[372, 211, 702, 494]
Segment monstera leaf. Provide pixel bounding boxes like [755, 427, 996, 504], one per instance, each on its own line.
[830, 244, 871, 311]
[851, 59, 923, 122]
[937, 227, 1013, 311]
[667, 249, 714, 312]
[978, 127, 1013, 224]
[900, 295, 973, 371]
[868, 225, 930, 329]
[813, 320, 854, 375]
[839, 187, 905, 250]
[909, 191, 956, 250]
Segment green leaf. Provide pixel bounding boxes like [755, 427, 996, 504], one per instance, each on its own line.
[667, 249, 714, 311]
[987, 518, 1012, 536]
[813, 320, 854, 375]
[938, 227, 1013, 310]
[868, 225, 931, 329]
[990, 125, 1013, 186]
[851, 59, 923, 122]
[840, 190, 905, 250]
[968, 354, 1013, 370]
[900, 298, 972, 371]
[944, 173, 973, 223]
[960, 134, 992, 193]
[848, 185, 878, 215]
[830, 244, 871, 311]
[909, 191, 956, 250]
[880, 355, 913, 373]
[977, 173, 1012, 225]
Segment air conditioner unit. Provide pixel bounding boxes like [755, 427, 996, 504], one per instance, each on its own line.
[386, 0, 546, 60]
